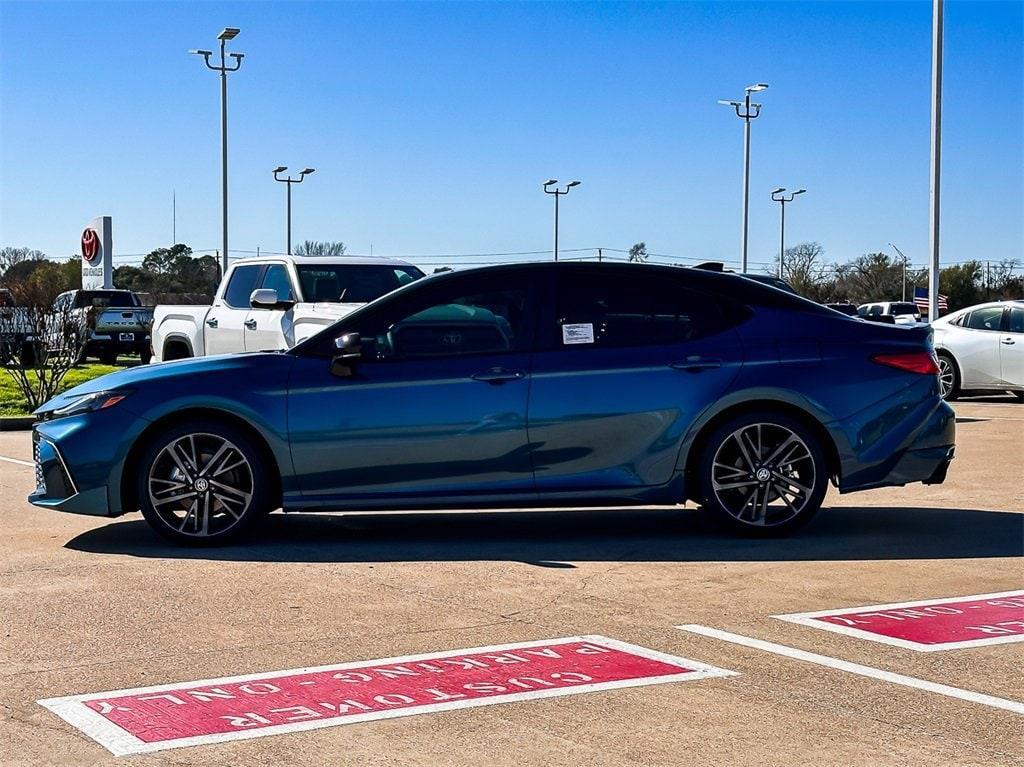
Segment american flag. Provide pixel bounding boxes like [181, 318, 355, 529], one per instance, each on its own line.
[913, 286, 948, 313]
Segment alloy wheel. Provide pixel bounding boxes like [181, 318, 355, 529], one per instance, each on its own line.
[147, 433, 254, 538]
[711, 423, 816, 527]
[937, 357, 955, 399]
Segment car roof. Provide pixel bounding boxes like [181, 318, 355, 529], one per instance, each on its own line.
[231, 255, 417, 268]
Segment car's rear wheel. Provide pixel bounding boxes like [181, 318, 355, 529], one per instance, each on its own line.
[137, 420, 272, 545]
[937, 353, 960, 401]
[698, 412, 828, 536]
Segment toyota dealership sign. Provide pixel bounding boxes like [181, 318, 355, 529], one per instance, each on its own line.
[81, 215, 113, 289]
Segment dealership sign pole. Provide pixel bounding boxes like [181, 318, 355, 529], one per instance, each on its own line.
[80, 216, 114, 290]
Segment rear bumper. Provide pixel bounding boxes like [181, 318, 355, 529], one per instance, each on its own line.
[833, 382, 956, 493]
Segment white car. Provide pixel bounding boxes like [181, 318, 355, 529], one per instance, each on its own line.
[151, 256, 423, 362]
[932, 300, 1024, 400]
[857, 301, 923, 325]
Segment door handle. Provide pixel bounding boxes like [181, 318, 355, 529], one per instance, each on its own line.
[244, 319, 257, 330]
[472, 367, 526, 384]
[206, 318, 218, 328]
[670, 358, 722, 373]
[1001, 338, 1016, 345]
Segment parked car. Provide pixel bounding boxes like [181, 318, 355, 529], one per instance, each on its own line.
[0, 288, 36, 365]
[151, 256, 424, 362]
[857, 301, 922, 326]
[931, 300, 1024, 400]
[825, 303, 859, 317]
[51, 289, 153, 364]
[30, 262, 955, 545]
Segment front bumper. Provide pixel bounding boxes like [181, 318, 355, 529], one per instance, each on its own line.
[28, 429, 111, 516]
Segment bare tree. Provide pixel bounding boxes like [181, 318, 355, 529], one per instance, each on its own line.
[628, 242, 648, 263]
[294, 240, 347, 257]
[0, 263, 89, 411]
[0, 247, 46, 283]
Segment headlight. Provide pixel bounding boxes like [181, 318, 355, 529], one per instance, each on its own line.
[50, 390, 132, 419]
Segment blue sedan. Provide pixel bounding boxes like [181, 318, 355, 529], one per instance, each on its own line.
[29, 262, 955, 544]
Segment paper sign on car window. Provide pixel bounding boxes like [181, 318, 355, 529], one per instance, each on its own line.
[562, 323, 594, 345]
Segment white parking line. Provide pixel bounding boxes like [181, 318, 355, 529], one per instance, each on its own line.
[676, 624, 1024, 716]
[0, 454, 33, 467]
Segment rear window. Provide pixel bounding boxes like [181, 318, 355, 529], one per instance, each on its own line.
[296, 264, 424, 304]
[891, 303, 919, 316]
[73, 291, 138, 309]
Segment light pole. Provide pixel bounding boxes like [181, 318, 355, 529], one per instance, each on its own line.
[928, 0, 944, 321]
[719, 83, 768, 273]
[272, 167, 315, 255]
[190, 27, 244, 277]
[543, 179, 581, 261]
[889, 242, 910, 301]
[770, 187, 805, 278]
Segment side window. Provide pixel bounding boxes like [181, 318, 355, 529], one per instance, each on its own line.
[223, 265, 263, 308]
[868, 305, 883, 316]
[555, 271, 730, 348]
[1008, 307, 1024, 334]
[259, 265, 294, 302]
[357, 278, 530, 360]
[965, 306, 1003, 331]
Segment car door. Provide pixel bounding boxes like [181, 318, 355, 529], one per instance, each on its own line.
[527, 267, 744, 493]
[244, 263, 295, 351]
[1000, 306, 1024, 387]
[205, 264, 262, 356]
[286, 270, 537, 503]
[955, 306, 1004, 387]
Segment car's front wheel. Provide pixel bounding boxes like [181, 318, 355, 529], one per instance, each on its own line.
[698, 412, 829, 536]
[137, 420, 273, 545]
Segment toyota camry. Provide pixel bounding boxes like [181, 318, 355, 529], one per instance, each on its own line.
[29, 262, 955, 544]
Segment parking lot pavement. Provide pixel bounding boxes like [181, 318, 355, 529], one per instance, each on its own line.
[0, 401, 1021, 766]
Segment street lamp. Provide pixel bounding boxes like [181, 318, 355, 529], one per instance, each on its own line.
[719, 82, 768, 273]
[543, 179, 581, 262]
[770, 187, 805, 278]
[272, 167, 316, 255]
[190, 27, 244, 276]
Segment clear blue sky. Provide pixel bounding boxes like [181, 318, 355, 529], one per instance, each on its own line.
[1, 1, 1021, 272]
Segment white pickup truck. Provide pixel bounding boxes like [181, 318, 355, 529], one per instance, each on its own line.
[151, 256, 423, 362]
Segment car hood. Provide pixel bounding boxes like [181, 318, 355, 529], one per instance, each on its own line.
[35, 353, 287, 415]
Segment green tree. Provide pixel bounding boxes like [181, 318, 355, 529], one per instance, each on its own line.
[938, 261, 983, 311]
[0, 247, 46, 283]
[294, 240, 347, 257]
[114, 244, 219, 296]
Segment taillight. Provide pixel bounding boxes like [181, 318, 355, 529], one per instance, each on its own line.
[871, 352, 939, 375]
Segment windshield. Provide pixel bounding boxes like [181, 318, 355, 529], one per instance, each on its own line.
[296, 264, 424, 304]
[73, 290, 139, 309]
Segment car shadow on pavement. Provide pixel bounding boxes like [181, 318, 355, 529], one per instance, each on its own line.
[65, 505, 1023, 565]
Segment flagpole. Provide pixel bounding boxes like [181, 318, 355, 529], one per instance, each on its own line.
[927, 0, 943, 321]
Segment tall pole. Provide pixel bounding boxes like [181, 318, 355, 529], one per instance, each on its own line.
[889, 243, 910, 302]
[928, 0, 943, 321]
[771, 188, 805, 279]
[191, 28, 243, 276]
[273, 167, 315, 255]
[220, 38, 229, 273]
[543, 179, 581, 263]
[720, 84, 767, 273]
[553, 192, 560, 262]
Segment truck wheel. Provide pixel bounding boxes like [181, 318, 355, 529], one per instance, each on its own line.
[19, 342, 37, 369]
[136, 420, 274, 545]
[100, 348, 118, 365]
[698, 411, 828, 536]
[140, 347, 153, 365]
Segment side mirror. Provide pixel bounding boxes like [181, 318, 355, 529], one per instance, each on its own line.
[250, 288, 295, 310]
[330, 332, 362, 377]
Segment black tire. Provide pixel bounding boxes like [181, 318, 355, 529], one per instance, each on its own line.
[100, 348, 118, 365]
[18, 341, 37, 369]
[937, 352, 960, 401]
[140, 347, 153, 365]
[136, 419, 274, 546]
[697, 411, 829, 537]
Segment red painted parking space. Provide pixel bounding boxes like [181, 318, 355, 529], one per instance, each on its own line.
[776, 590, 1024, 651]
[39, 636, 735, 755]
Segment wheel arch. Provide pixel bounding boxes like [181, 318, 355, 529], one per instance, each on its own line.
[118, 407, 282, 515]
[161, 334, 194, 361]
[680, 398, 841, 503]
